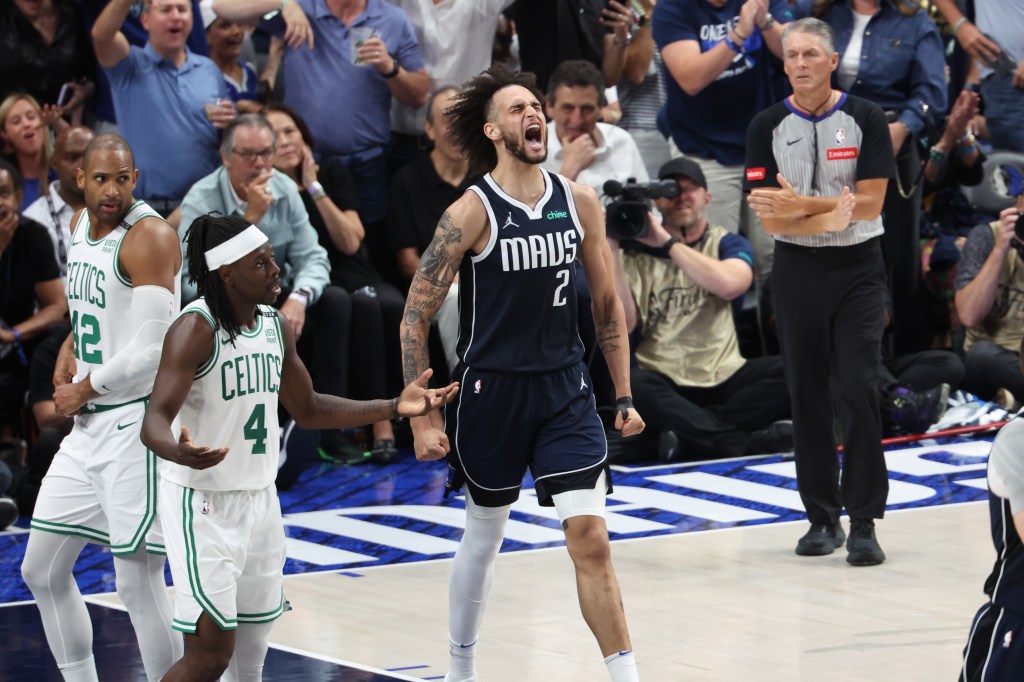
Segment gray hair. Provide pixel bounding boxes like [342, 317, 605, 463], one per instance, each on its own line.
[426, 85, 461, 124]
[220, 113, 277, 160]
[782, 17, 836, 56]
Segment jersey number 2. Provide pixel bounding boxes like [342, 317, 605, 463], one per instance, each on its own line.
[553, 268, 569, 307]
[243, 404, 268, 454]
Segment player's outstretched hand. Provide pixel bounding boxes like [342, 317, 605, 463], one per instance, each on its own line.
[396, 368, 460, 418]
[173, 426, 229, 470]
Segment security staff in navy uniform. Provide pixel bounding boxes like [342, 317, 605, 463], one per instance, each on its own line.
[400, 65, 645, 682]
[746, 18, 894, 566]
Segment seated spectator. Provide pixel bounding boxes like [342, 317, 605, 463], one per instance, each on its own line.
[200, 0, 264, 113]
[0, 160, 68, 448]
[610, 158, 791, 461]
[954, 172, 1024, 407]
[0, 94, 58, 209]
[178, 114, 356, 459]
[387, 86, 473, 375]
[265, 102, 405, 462]
[0, 0, 96, 122]
[541, 59, 648, 191]
[23, 125, 94, 277]
[91, 0, 235, 217]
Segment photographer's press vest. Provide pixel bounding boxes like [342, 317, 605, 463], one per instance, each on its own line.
[624, 224, 745, 387]
[964, 221, 1024, 353]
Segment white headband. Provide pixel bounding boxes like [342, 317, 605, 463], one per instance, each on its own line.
[204, 225, 269, 269]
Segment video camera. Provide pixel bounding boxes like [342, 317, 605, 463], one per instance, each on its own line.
[603, 178, 680, 240]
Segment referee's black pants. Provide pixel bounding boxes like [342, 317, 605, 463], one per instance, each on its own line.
[772, 237, 888, 525]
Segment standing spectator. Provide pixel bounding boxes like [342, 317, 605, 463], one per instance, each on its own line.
[213, 0, 429, 284]
[746, 18, 893, 565]
[610, 157, 792, 461]
[24, 125, 94, 277]
[265, 102, 406, 462]
[92, 0, 235, 217]
[954, 179, 1024, 406]
[199, 0, 263, 113]
[178, 114, 356, 459]
[654, 0, 790, 290]
[792, 0, 947, 356]
[506, 0, 607, 93]
[385, 0, 514, 172]
[0, 160, 67, 447]
[933, 0, 1024, 153]
[0, 0, 96, 120]
[604, 0, 669, 180]
[0, 94, 58, 209]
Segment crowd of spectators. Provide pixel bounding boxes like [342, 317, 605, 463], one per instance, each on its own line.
[0, 0, 1023, 515]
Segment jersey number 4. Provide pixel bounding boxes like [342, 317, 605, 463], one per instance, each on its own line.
[243, 404, 269, 454]
[71, 310, 103, 363]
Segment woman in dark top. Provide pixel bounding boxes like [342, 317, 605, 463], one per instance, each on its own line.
[0, 160, 67, 442]
[265, 103, 406, 462]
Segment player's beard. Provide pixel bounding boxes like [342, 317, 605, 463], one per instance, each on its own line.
[501, 129, 546, 165]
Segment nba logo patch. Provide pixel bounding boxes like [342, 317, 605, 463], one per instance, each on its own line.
[201, 500, 210, 515]
[474, 379, 483, 394]
[835, 128, 845, 146]
[1004, 630, 1014, 649]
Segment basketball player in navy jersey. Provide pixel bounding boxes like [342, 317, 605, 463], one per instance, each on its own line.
[959, 342, 1024, 680]
[400, 66, 645, 682]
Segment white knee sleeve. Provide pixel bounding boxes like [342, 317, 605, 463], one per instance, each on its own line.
[552, 471, 607, 524]
[222, 622, 273, 682]
[113, 552, 181, 681]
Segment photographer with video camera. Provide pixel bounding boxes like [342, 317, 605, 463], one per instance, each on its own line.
[609, 158, 791, 462]
[954, 164, 1024, 407]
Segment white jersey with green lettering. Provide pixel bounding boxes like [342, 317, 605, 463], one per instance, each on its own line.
[66, 200, 181, 406]
[160, 299, 285, 492]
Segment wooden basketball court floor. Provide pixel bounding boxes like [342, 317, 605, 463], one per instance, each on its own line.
[0, 435, 999, 680]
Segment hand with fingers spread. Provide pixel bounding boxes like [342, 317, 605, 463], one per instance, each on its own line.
[396, 368, 460, 419]
[171, 426, 229, 470]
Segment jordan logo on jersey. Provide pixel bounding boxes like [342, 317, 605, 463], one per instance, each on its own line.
[502, 212, 519, 230]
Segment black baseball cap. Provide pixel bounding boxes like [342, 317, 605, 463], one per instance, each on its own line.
[657, 158, 707, 189]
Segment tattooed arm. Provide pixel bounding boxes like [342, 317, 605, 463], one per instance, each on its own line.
[571, 182, 646, 437]
[400, 193, 488, 460]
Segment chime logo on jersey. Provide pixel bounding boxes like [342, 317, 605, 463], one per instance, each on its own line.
[499, 229, 578, 272]
[835, 128, 845, 146]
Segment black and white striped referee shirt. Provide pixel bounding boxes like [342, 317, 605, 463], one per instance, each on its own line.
[745, 92, 895, 248]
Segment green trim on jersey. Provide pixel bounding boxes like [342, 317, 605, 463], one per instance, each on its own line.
[237, 591, 285, 624]
[172, 618, 199, 634]
[270, 309, 284, 356]
[82, 393, 150, 414]
[185, 307, 221, 380]
[239, 313, 264, 339]
[113, 234, 133, 287]
[29, 519, 111, 544]
[110, 443, 157, 555]
[182, 487, 238, 631]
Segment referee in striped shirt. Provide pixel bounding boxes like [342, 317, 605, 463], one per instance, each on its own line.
[745, 17, 894, 566]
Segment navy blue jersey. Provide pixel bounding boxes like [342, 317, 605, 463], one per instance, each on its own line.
[986, 494, 1024, 615]
[458, 169, 586, 373]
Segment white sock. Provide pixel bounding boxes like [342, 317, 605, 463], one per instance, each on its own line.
[57, 656, 99, 682]
[605, 650, 639, 682]
[444, 638, 477, 682]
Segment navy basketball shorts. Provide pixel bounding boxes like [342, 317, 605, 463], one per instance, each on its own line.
[960, 602, 1024, 681]
[445, 362, 610, 507]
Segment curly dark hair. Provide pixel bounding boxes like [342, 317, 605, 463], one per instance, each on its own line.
[183, 213, 254, 342]
[446, 65, 544, 177]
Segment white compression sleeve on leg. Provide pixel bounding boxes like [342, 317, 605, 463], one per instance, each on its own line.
[88, 285, 176, 395]
[446, 493, 511, 682]
[221, 622, 273, 682]
[112, 552, 182, 681]
[552, 471, 607, 524]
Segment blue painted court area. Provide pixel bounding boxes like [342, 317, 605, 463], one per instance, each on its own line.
[0, 602, 418, 681]
[0, 434, 995, 677]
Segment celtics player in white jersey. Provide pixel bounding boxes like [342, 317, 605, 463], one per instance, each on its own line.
[141, 214, 458, 682]
[21, 134, 184, 681]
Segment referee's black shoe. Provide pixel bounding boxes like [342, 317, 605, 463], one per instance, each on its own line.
[846, 518, 886, 566]
[795, 522, 846, 556]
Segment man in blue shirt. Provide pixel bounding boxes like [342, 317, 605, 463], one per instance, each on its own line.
[92, 0, 234, 216]
[213, 0, 428, 284]
[653, 0, 791, 317]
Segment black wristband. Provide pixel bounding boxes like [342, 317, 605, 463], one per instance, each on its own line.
[658, 236, 680, 258]
[615, 396, 634, 423]
[391, 396, 405, 421]
[383, 58, 400, 79]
